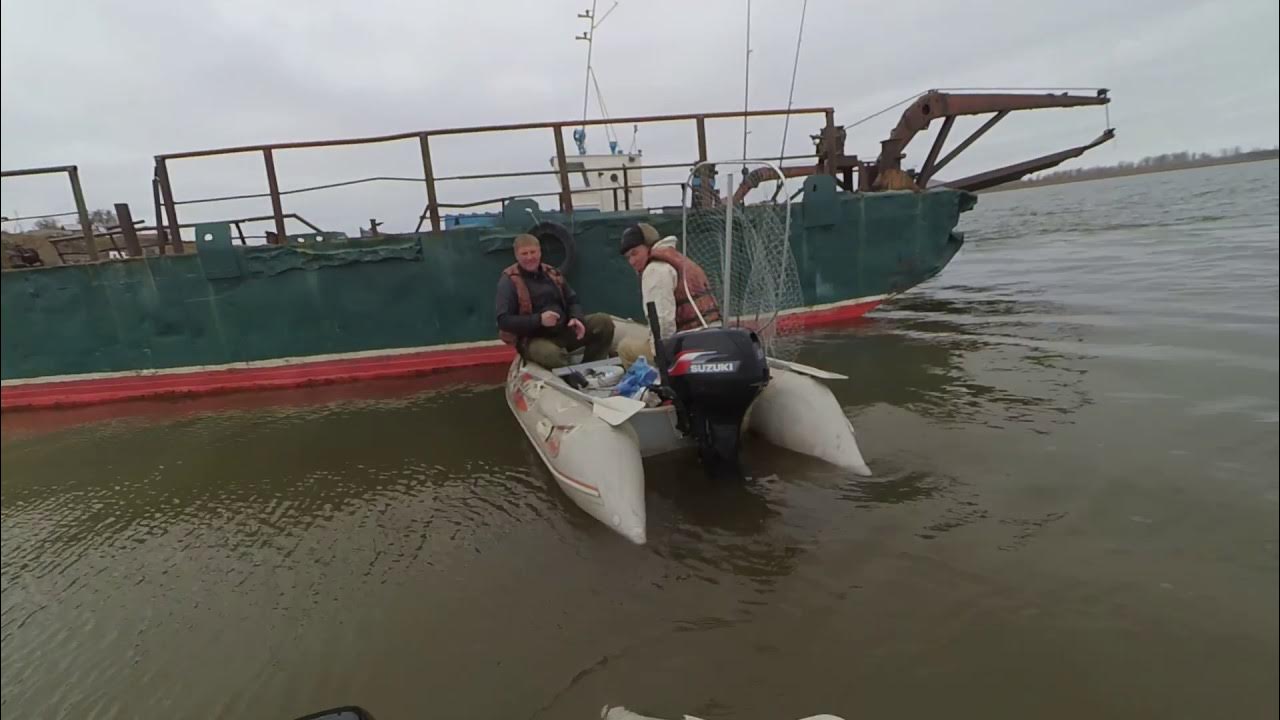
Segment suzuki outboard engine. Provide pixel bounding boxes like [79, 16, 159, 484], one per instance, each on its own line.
[646, 302, 770, 477]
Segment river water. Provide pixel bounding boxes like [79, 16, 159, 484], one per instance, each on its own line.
[3, 161, 1277, 719]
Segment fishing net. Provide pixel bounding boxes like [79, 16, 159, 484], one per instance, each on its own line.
[680, 161, 806, 360]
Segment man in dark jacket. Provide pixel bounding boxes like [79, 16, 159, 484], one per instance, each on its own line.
[495, 234, 614, 368]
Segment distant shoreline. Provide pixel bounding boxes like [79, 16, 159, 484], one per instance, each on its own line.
[981, 152, 1279, 193]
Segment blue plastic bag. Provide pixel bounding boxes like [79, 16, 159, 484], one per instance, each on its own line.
[614, 356, 658, 399]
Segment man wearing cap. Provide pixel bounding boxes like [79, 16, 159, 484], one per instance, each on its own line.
[617, 224, 722, 367]
[495, 233, 615, 368]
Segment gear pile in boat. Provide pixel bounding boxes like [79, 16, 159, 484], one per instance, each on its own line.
[559, 303, 772, 477]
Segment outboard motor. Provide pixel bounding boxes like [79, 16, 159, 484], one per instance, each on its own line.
[646, 303, 770, 477]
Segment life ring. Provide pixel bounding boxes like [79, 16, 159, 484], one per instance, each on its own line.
[527, 221, 576, 275]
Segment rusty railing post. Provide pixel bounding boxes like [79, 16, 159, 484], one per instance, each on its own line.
[151, 176, 166, 255]
[417, 133, 441, 233]
[155, 159, 184, 253]
[67, 166, 99, 261]
[822, 109, 837, 176]
[262, 148, 287, 243]
[114, 203, 142, 257]
[694, 116, 714, 203]
[918, 115, 955, 186]
[622, 165, 631, 210]
[552, 125, 573, 214]
[928, 110, 1010, 180]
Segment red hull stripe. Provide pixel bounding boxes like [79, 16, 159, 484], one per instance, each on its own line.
[1, 297, 881, 411]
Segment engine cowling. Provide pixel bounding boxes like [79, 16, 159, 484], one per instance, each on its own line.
[663, 327, 770, 476]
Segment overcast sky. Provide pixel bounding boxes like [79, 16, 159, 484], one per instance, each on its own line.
[2, 0, 1277, 236]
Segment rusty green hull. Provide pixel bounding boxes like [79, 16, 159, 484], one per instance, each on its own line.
[0, 182, 974, 407]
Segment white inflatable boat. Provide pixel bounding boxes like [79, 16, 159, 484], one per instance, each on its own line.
[505, 318, 870, 544]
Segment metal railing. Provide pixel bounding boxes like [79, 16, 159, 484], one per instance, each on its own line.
[0, 165, 99, 261]
[152, 107, 838, 251]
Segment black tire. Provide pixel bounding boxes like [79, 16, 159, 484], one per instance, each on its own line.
[527, 221, 575, 275]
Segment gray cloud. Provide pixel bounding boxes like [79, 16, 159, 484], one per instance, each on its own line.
[3, 0, 1277, 235]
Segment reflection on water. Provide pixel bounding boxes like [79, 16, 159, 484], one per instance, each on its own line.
[645, 451, 793, 593]
[799, 296, 1094, 431]
[837, 470, 950, 506]
[3, 162, 1278, 719]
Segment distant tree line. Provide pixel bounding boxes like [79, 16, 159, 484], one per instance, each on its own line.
[993, 146, 1279, 190]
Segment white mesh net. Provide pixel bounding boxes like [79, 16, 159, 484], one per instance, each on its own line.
[680, 161, 805, 360]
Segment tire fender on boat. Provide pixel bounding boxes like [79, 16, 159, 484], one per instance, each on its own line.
[527, 221, 576, 275]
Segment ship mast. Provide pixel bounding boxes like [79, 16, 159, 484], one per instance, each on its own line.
[741, 0, 752, 162]
[575, 2, 620, 155]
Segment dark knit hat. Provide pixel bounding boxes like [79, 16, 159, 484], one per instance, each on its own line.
[619, 225, 648, 255]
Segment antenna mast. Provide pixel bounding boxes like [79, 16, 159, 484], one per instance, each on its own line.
[575, 2, 617, 155]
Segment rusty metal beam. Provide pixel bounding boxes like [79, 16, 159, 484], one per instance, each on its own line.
[49, 222, 138, 246]
[878, 91, 1109, 173]
[166, 158, 825, 207]
[424, 180, 691, 208]
[67, 166, 98, 261]
[290, 214, 323, 233]
[939, 129, 1116, 192]
[175, 212, 321, 232]
[151, 176, 167, 255]
[0, 210, 79, 224]
[262, 149, 288, 243]
[917, 115, 954, 186]
[731, 164, 820, 204]
[51, 238, 70, 264]
[823, 110, 837, 175]
[923, 110, 1009, 183]
[926, 91, 1107, 116]
[552, 125, 573, 214]
[694, 116, 715, 203]
[114, 203, 142, 257]
[418, 133, 441, 233]
[156, 159, 184, 253]
[0, 164, 78, 178]
[0, 164, 100, 260]
[156, 107, 833, 160]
